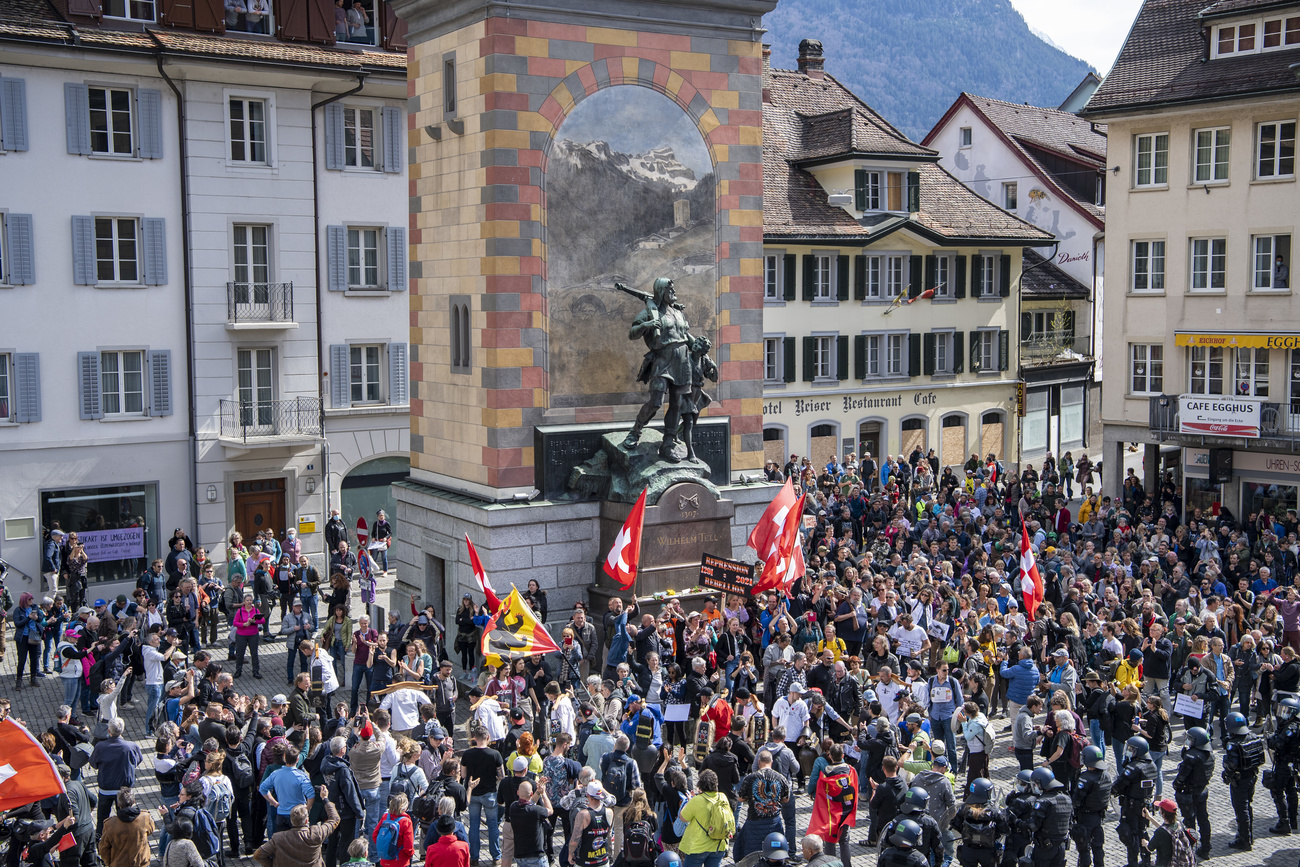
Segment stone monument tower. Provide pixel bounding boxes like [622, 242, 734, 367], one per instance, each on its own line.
[391, 0, 777, 619]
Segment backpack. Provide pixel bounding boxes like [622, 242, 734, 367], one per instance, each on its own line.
[964, 813, 999, 848]
[1168, 823, 1197, 867]
[602, 754, 633, 807]
[1066, 731, 1089, 770]
[1240, 736, 1267, 771]
[204, 778, 233, 824]
[976, 719, 996, 754]
[375, 813, 404, 861]
[389, 764, 418, 802]
[181, 757, 204, 789]
[623, 817, 658, 865]
[191, 805, 222, 859]
[151, 698, 173, 735]
[696, 794, 735, 842]
[228, 752, 255, 790]
[410, 776, 445, 825]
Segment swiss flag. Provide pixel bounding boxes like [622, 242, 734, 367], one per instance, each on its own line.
[1020, 524, 1044, 621]
[465, 534, 502, 613]
[0, 718, 65, 811]
[747, 480, 798, 566]
[754, 492, 806, 595]
[604, 488, 647, 590]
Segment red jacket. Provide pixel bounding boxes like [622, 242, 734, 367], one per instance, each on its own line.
[425, 836, 469, 867]
[372, 812, 414, 867]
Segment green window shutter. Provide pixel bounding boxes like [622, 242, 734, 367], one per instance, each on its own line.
[908, 333, 921, 377]
[909, 255, 923, 298]
[999, 254, 1012, 297]
[783, 337, 796, 383]
[854, 335, 866, 380]
[953, 332, 964, 374]
[854, 255, 866, 300]
[971, 255, 984, 297]
[923, 332, 936, 376]
[854, 168, 867, 211]
[837, 255, 850, 301]
[783, 254, 797, 301]
[907, 171, 920, 213]
[837, 335, 849, 380]
[954, 255, 966, 298]
[802, 255, 815, 302]
[925, 255, 937, 295]
[802, 336, 816, 381]
[969, 331, 980, 370]
[999, 329, 1010, 371]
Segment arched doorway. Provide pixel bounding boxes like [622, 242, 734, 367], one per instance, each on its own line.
[340, 455, 410, 553]
[858, 420, 883, 463]
[763, 426, 787, 467]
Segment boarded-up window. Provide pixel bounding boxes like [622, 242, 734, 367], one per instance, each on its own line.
[901, 418, 926, 459]
[981, 411, 1004, 461]
[940, 415, 965, 470]
[810, 423, 838, 469]
[763, 428, 786, 467]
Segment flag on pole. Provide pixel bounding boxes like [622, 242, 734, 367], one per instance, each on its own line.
[754, 492, 805, 595]
[0, 718, 65, 811]
[603, 488, 647, 590]
[480, 586, 562, 659]
[1020, 524, 1044, 621]
[747, 481, 797, 568]
[466, 534, 502, 613]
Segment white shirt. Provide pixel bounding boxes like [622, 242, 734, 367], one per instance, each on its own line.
[309, 647, 340, 694]
[475, 697, 507, 742]
[377, 730, 401, 778]
[875, 679, 906, 723]
[889, 624, 928, 659]
[550, 694, 577, 740]
[379, 687, 432, 732]
[771, 696, 809, 738]
[143, 644, 167, 686]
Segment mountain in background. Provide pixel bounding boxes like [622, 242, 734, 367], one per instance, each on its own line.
[763, 0, 1096, 141]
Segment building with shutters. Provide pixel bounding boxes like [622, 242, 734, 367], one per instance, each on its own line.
[759, 41, 1052, 474]
[1082, 0, 1300, 518]
[0, 0, 409, 597]
[924, 92, 1106, 465]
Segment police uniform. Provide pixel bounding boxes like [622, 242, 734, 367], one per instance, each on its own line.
[1223, 729, 1266, 847]
[877, 845, 928, 867]
[1071, 767, 1112, 867]
[1268, 719, 1300, 833]
[1028, 787, 1073, 867]
[1172, 743, 1213, 856]
[999, 789, 1034, 867]
[878, 813, 942, 867]
[1113, 755, 1156, 867]
[950, 804, 1008, 867]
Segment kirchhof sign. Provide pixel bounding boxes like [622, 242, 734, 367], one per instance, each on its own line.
[1178, 395, 1262, 438]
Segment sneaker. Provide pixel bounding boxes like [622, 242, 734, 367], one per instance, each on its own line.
[120, 701, 135, 709]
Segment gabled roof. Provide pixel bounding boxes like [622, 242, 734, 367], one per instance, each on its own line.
[1084, 0, 1300, 116]
[764, 69, 1052, 245]
[1020, 249, 1091, 299]
[922, 93, 1106, 229]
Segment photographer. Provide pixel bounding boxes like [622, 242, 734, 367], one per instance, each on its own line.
[232, 592, 266, 679]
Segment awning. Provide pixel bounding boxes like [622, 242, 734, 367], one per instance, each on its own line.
[1175, 332, 1300, 349]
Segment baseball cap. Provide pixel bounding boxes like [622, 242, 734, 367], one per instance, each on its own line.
[512, 756, 529, 772]
[50, 529, 65, 537]
[271, 694, 288, 704]
[167, 679, 187, 691]
[906, 713, 923, 725]
[76, 606, 92, 615]
[359, 722, 374, 739]
[1154, 798, 1178, 815]
[93, 598, 108, 607]
[1052, 648, 1068, 658]
[292, 599, 303, 607]
[933, 754, 949, 767]
[788, 683, 805, 694]
[627, 694, 642, 704]
[510, 708, 526, 721]
[418, 614, 429, 624]
[428, 724, 448, 740]
[585, 782, 606, 798]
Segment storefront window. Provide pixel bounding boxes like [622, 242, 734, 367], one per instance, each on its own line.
[1185, 477, 1222, 516]
[1241, 480, 1298, 520]
[41, 484, 158, 584]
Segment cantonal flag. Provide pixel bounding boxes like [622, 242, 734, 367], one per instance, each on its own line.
[0, 718, 65, 811]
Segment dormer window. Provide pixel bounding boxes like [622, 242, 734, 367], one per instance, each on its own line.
[853, 168, 914, 213]
[1212, 14, 1300, 57]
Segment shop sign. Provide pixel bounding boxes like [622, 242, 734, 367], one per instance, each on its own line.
[1178, 395, 1262, 438]
[1176, 332, 1300, 349]
[79, 527, 145, 563]
[763, 392, 935, 418]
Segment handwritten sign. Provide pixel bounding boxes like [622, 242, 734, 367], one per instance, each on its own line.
[79, 527, 145, 563]
[699, 554, 754, 597]
[1173, 694, 1204, 719]
[927, 621, 950, 642]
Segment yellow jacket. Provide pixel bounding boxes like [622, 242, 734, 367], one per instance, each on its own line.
[678, 792, 732, 854]
[1114, 660, 1143, 690]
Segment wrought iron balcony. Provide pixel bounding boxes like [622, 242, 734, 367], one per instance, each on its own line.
[1020, 330, 1087, 365]
[227, 282, 294, 325]
[219, 397, 321, 443]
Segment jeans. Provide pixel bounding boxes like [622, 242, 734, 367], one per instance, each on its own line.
[682, 851, 724, 867]
[781, 793, 796, 844]
[931, 715, 958, 762]
[377, 548, 388, 572]
[733, 815, 781, 861]
[1237, 677, 1257, 718]
[1206, 692, 1231, 744]
[331, 641, 346, 687]
[723, 659, 739, 692]
[64, 677, 82, 711]
[361, 787, 383, 849]
[1089, 719, 1106, 757]
[42, 634, 55, 671]
[145, 683, 164, 733]
[1150, 750, 1166, 798]
[352, 664, 372, 711]
[15, 640, 39, 683]
[303, 593, 319, 629]
[468, 792, 500, 862]
[287, 644, 310, 683]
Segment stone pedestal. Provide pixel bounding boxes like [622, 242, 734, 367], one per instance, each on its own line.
[569, 431, 719, 505]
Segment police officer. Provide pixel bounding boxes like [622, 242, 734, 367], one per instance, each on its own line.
[732, 832, 792, 867]
[1026, 767, 1072, 867]
[950, 778, 1006, 867]
[1113, 736, 1156, 867]
[1071, 746, 1112, 867]
[879, 787, 942, 867]
[1000, 770, 1034, 867]
[878, 819, 928, 867]
[1222, 710, 1266, 850]
[1268, 694, 1300, 835]
[1171, 727, 1213, 860]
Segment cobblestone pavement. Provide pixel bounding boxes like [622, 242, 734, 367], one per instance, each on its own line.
[4, 631, 1298, 867]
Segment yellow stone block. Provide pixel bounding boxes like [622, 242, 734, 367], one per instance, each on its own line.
[586, 26, 638, 46]
[486, 348, 534, 368]
[697, 112, 720, 137]
[729, 209, 764, 227]
[514, 36, 551, 58]
[485, 129, 531, 150]
[481, 258, 520, 275]
[739, 257, 763, 276]
[731, 342, 762, 362]
[712, 144, 728, 163]
[664, 72, 685, 98]
[483, 222, 520, 239]
[482, 73, 516, 92]
[482, 408, 523, 428]
[739, 126, 762, 145]
[669, 51, 711, 71]
[621, 57, 640, 79]
[711, 90, 739, 110]
[728, 39, 760, 57]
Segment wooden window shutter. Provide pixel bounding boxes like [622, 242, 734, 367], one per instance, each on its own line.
[275, 0, 312, 42]
[854, 168, 867, 211]
[802, 255, 815, 302]
[13, 353, 40, 423]
[969, 331, 980, 370]
[326, 225, 347, 290]
[954, 255, 966, 299]
[923, 332, 936, 376]
[67, 0, 103, 19]
[924, 255, 936, 295]
[6, 213, 34, 285]
[386, 226, 406, 291]
[836, 254, 849, 301]
[952, 332, 964, 374]
[65, 83, 91, 155]
[194, 0, 226, 31]
[0, 78, 30, 152]
[854, 335, 866, 380]
[137, 89, 164, 160]
[783, 337, 796, 383]
[380, 0, 408, 50]
[308, 0, 336, 43]
[160, 0, 194, 28]
[909, 255, 923, 298]
[71, 215, 96, 285]
[970, 255, 984, 296]
[382, 106, 403, 173]
[148, 350, 173, 417]
[854, 255, 866, 300]
[906, 171, 920, 213]
[783, 254, 797, 301]
[142, 218, 167, 285]
[388, 342, 408, 405]
[908, 333, 921, 378]
[999, 254, 1012, 296]
[836, 335, 849, 380]
[77, 352, 103, 420]
[999, 329, 1010, 371]
[802, 336, 815, 382]
[323, 103, 344, 171]
[329, 344, 350, 408]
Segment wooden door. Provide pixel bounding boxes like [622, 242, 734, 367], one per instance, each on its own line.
[233, 478, 286, 540]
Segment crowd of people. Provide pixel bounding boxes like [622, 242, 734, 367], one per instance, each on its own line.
[4, 446, 1300, 867]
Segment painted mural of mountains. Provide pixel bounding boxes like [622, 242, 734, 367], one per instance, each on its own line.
[554, 140, 701, 191]
[763, 0, 1096, 140]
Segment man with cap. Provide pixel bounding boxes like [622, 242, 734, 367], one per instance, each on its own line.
[771, 684, 810, 764]
[378, 674, 432, 738]
[140, 630, 184, 734]
[568, 781, 614, 867]
[469, 688, 508, 751]
[42, 529, 65, 594]
[281, 598, 314, 684]
[425, 814, 470, 867]
[430, 658, 458, 734]
[1145, 800, 1197, 867]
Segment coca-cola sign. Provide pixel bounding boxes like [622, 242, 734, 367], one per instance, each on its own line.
[1178, 396, 1262, 439]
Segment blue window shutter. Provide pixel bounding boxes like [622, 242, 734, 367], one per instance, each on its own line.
[142, 218, 167, 285]
[148, 349, 173, 416]
[329, 344, 349, 408]
[6, 214, 34, 285]
[0, 78, 29, 152]
[387, 226, 406, 291]
[326, 225, 347, 291]
[71, 215, 96, 285]
[137, 89, 163, 159]
[77, 351, 102, 419]
[388, 342, 408, 405]
[64, 83, 90, 155]
[13, 353, 40, 423]
[324, 103, 344, 170]
[382, 106, 402, 173]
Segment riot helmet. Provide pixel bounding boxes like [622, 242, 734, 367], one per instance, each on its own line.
[900, 787, 930, 814]
[967, 777, 995, 805]
[1124, 736, 1150, 761]
[888, 819, 922, 849]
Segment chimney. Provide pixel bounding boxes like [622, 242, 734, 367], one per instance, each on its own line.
[762, 43, 772, 103]
[797, 39, 824, 80]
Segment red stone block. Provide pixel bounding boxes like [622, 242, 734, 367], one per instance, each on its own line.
[729, 180, 762, 197]
[683, 71, 729, 92]
[410, 228, 422, 245]
[407, 80, 415, 97]
[705, 125, 740, 145]
[740, 162, 761, 179]
[733, 414, 761, 435]
[497, 465, 535, 488]
[480, 328, 521, 348]
[652, 64, 670, 87]
[487, 311, 534, 329]
[486, 91, 529, 111]
[486, 202, 532, 222]
[486, 389, 533, 409]
[521, 366, 546, 389]
[410, 397, 423, 416]
[736, 227, 763, 243]
[728, 109, 764, 127]
[485, 165, 531, 186]
[719, 325, 740, 344]
[737, 56, 761, 75]
[538, 97, 564, 126]
[637, 31, 690, 51]
[625, 47, 671, 66]
[519, 256, 544, 275]
[528, 20, 586, 40]
[479, 34, 515, 56]
[518, 149, 545, 167]
[485, 15, 527, 36]
[576, 65, 598, 93]
[529, 56, 568, 79]
[519, 293, 546, 311]
[518, 185, 542, 205]
[716, 194, 739, 211]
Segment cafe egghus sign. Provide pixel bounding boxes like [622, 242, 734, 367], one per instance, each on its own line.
[1178, 395, 1262, 438]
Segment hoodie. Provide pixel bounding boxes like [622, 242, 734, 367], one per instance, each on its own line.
[98, 802, 157, 867]
[911, 769, 957, 830]
[321, 751, 366, 820]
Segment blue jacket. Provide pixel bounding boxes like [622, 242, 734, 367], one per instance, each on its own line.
[606, 608, 631, 668]
[620, 707, 663, 749]
[89, 737, 143, 793]
[41, 540, 61, 574]
[1000, 658, 1040, 705]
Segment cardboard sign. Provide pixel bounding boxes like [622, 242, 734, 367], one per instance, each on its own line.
[699, 553, 754, 596]
[664, 703, 692, 722]
[927, 621, 950, 641]
[1173, 694, 1205, 719]
[79, 527, 145, 563]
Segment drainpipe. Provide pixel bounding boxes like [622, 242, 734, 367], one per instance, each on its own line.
[153, 43, 200, 541]
[311, 74, 368, 522]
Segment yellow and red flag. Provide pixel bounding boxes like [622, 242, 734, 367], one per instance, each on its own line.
[480, 586, 561, 659]
[0, 718, 65, 811]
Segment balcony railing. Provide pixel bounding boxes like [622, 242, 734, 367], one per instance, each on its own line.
[227, 282, 294, 324]
[1149, 395, 1300, 442]
[1020, 331, 1086, 364]
[219, 397, 321, 442]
